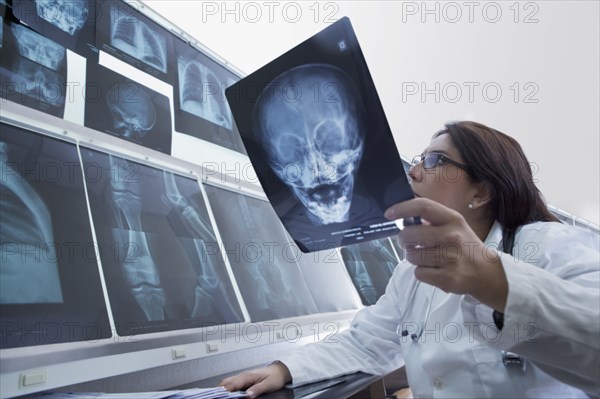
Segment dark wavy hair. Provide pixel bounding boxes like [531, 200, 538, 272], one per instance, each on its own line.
[435, 121, 559, 230]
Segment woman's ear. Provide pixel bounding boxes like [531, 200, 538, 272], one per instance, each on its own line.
[471, 181, 494, 209]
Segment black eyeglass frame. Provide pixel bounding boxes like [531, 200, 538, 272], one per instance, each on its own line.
[411, 153, 470, 172]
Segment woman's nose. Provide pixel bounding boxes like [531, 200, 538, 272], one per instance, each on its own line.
[408, 163, 422, 182]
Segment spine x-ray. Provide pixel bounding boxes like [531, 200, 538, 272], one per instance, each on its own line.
[0, 123, 111, 348]
[96, 0, 173, 82]
[0, 20, 67, 117]
[173, 39, 247, 155]
[225, 18, 415, 252]
[340, 238, 401, 306]
[12, 0, 97, 58]
[204, 185, 319, 322]
[80, 148, 244, 335]
[84, 63, 172, 155]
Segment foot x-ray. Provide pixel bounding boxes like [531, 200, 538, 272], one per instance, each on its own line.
[0, 20, 67, 117]
[96, 0, 173, 82]
[174, 39, 246, 155]
[84, 63, 172, 154]
[204, 185, 318, 322]
[0, 123, 111, 348]
[340, 238, 401, 305]
[226, 18, 415, 252]
[12, 0, 97, 58]
[80, 148, 244, 335]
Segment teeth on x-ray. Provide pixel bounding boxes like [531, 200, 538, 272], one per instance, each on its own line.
[11, 24, 65, 71]
[110, 5, 167, 73]
[35, 0, 89, 36]
[254, 64, 364, 226]
[341, 245, 377, 305]
[0, 142, 63, 304]
[162, 172, 240, 320]
[106, 84, 156, 139]
[108, 155, 165, 321]
[179, 59, 232, 130]
[10, 57, 66, 107]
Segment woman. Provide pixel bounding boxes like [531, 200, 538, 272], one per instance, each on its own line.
[221, 121, 599, 398]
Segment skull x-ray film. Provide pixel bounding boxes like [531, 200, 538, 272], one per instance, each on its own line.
[0, 20, 67, 118]
[173, 39, 246, 155]
[95, 0, 174, 83]
[84, 63, 172, 154]
[0, 123, 111, 348]
[12, 0, 97, 58]
[204, 184, 318, 322]
[226, 17, 415, 253]
[340, 238, 400, 306]
[80, 148, 244, 335]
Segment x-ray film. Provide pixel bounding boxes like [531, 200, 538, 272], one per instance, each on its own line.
[340, 238, 400, 306]
[80, 148, 244, 335]
[0, 123, 111, 348]
[12, 0, 97, 58]
[0, 20, 67, 117]
[226, 18, 415, 253]
[173, 40, 246, 155]
[95, 0, 174, 83]
[204, 184, 318, 322]
[84, 63, 172, 154]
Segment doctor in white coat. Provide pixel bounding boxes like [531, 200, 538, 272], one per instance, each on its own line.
[221, 121, 600, 398]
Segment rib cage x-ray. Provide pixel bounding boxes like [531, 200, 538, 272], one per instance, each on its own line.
[340, 238, 399, 305]
[35, 0, 89, 36]
[109, 2, 167, 73]
[204, 185, 318, 322]
[253, 64, 365, 226]
[81, 149, 243, 332]
[0, 141, 62, 304]
[178, 58, 233, 130]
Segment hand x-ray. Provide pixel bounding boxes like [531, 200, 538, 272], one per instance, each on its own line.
[340, 238, 401, 305]
[204, 184, 318, 322]
[96, 0, 174, 82]
[0, 123, 111, 348]
[84, 63, 172, 154]
[174, 39, 246, 155]
[226, 18, 415, 252]
[0, 20, 67, 117]
[12, 0, 97, 58]
[81, 148, 244, 335]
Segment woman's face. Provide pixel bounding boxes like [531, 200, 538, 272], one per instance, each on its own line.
[408, 134, 478, 215]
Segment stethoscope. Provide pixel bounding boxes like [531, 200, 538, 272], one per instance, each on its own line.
[395, 279, 437, 342]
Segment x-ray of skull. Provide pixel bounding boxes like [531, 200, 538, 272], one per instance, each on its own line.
[253, 64, 364, 226]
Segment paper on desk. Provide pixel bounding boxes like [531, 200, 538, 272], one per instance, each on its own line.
[32, 387, 248, 399]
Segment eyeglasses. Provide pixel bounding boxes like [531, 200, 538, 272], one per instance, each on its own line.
[411, 153, 469, 172]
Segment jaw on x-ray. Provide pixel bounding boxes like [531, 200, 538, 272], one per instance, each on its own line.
[253, 64, 365, 225]
[106, 84, 157, 140]
[35, 0, 89, 36]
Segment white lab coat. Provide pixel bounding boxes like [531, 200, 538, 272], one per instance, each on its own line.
[280, 221, 600, 398]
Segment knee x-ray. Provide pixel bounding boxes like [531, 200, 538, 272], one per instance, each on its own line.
[81, 148, 244, 335]
[0, 123, 111, 348]
[96, 0, 173, 82]
[340, 238, 400, 306]
[204, 185, 318, 322]
[84, 63, 172, 154]
[12, 0, 97, 57]
[0, 20, 67, 117]
[226, 18, 415, 252]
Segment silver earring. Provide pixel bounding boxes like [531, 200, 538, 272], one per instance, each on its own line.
[468, 204, 474, 209]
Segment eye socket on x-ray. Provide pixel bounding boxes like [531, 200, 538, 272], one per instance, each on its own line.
[34, 0, 89, 36]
